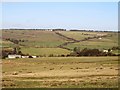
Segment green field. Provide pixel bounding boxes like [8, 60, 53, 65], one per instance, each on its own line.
[65, 38, 118, 50]
[60, 31, 118, 50]
[2, 57, 118, 88]
[2, 41, 14, 47]
[2, 30, 119, 55]
[2, 30, 67, 48]
[58, 31, 113, 40]
[21, 47, 70, 56]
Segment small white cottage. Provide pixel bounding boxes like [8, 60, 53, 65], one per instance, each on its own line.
[8, 55, 21, 59]
[32, 56, 37, 58]
[103, 50, 108, 53]
[98, 37, 102, 40]
[21, 56, 29, 58]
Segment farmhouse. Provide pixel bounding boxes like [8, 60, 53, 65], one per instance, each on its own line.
[8, 55, 21, 59]
[8, 55, 37, 59]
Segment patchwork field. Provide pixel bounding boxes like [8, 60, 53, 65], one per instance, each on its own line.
[2, 30, 67, 48]
[2, 30, 119, 88]
[60, 31, 118, 50]
[65, 38, 118, 50]
[2, 30, 120, 55]
[2, 57, 119, 88]
[58, 31, 108, 40]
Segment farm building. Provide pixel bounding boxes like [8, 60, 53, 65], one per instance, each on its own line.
[8, 55, 21, 59]
[8, 55, 37, 59]
[103, 50, 108, 53]
[32, 56, 37, 58]
[98, 37, 102, 39]
[21, 56, 29, 58]
[103, 49, 112, 53]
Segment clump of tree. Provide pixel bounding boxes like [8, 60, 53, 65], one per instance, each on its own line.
[2, 49, 15, 59]
[69, 47, 118, 56]
[112, 46, 120, 50]
[52, 29, 66, 31]
[79, 48, 101, 56]
[48, 54, 54, 57]
[2, 47, 23, 59]
[7, 38, 19, 44]
[5, 38, 28, 44]
[13, 47, 23, 55]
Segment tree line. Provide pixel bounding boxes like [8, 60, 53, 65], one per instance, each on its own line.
[5, 38, 28, 44]
[2, 46, 120, 59]
[69, 47, 119, 57]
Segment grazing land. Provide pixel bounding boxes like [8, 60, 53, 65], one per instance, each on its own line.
[2, 30, 119, 55]
[2, 57, 119, 88]
[20, 47, 70, 56]
[59, 31, 118, 50]
[65, 38, 118, 50]
[2, 30, 67, 48]
[2, 30, 119, 88]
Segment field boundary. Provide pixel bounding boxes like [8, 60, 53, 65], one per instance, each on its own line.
[55, 32, 111, 50]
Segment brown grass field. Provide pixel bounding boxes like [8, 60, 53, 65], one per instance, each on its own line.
[2, 57, 119, 88]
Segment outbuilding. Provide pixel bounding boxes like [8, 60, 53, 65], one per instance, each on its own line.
[32, 56, 37, 58]
[21, 56, 29, 58]
[8, 55, 21, 59]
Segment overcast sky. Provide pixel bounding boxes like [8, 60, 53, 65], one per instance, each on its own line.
[2, 2, 118, 31]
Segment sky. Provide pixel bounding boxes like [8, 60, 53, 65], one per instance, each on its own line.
[2, 2, 118, 31]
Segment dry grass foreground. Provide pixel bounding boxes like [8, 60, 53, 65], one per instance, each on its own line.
[2, 56, 119, 88]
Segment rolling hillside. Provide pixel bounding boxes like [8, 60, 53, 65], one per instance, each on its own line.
[2, 30, 119, 56]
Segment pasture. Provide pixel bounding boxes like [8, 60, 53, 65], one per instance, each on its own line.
[20, 47, 70, 56]
[58, 31, 111, 40]
[65, 38, 118, 50]
[2, 30, 119, 88]
[2, 57, 118, 88]
[2, 30, 119, 55]
[2, 30, 67, 48]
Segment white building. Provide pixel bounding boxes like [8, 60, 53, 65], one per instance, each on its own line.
[103, 49, 112, 53]
[103, 50, 108, 53]
[98, 38, 102, 39]
[21, 56, 29, 58]
[8, 55, 21, 59]
[32, 56, 37, 58]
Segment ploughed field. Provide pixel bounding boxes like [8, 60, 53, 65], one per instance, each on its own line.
[2, 57, 119, 88]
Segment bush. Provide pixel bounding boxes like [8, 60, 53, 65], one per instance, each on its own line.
[49, 54, 54, 57]
[29, 56, 33, 58]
